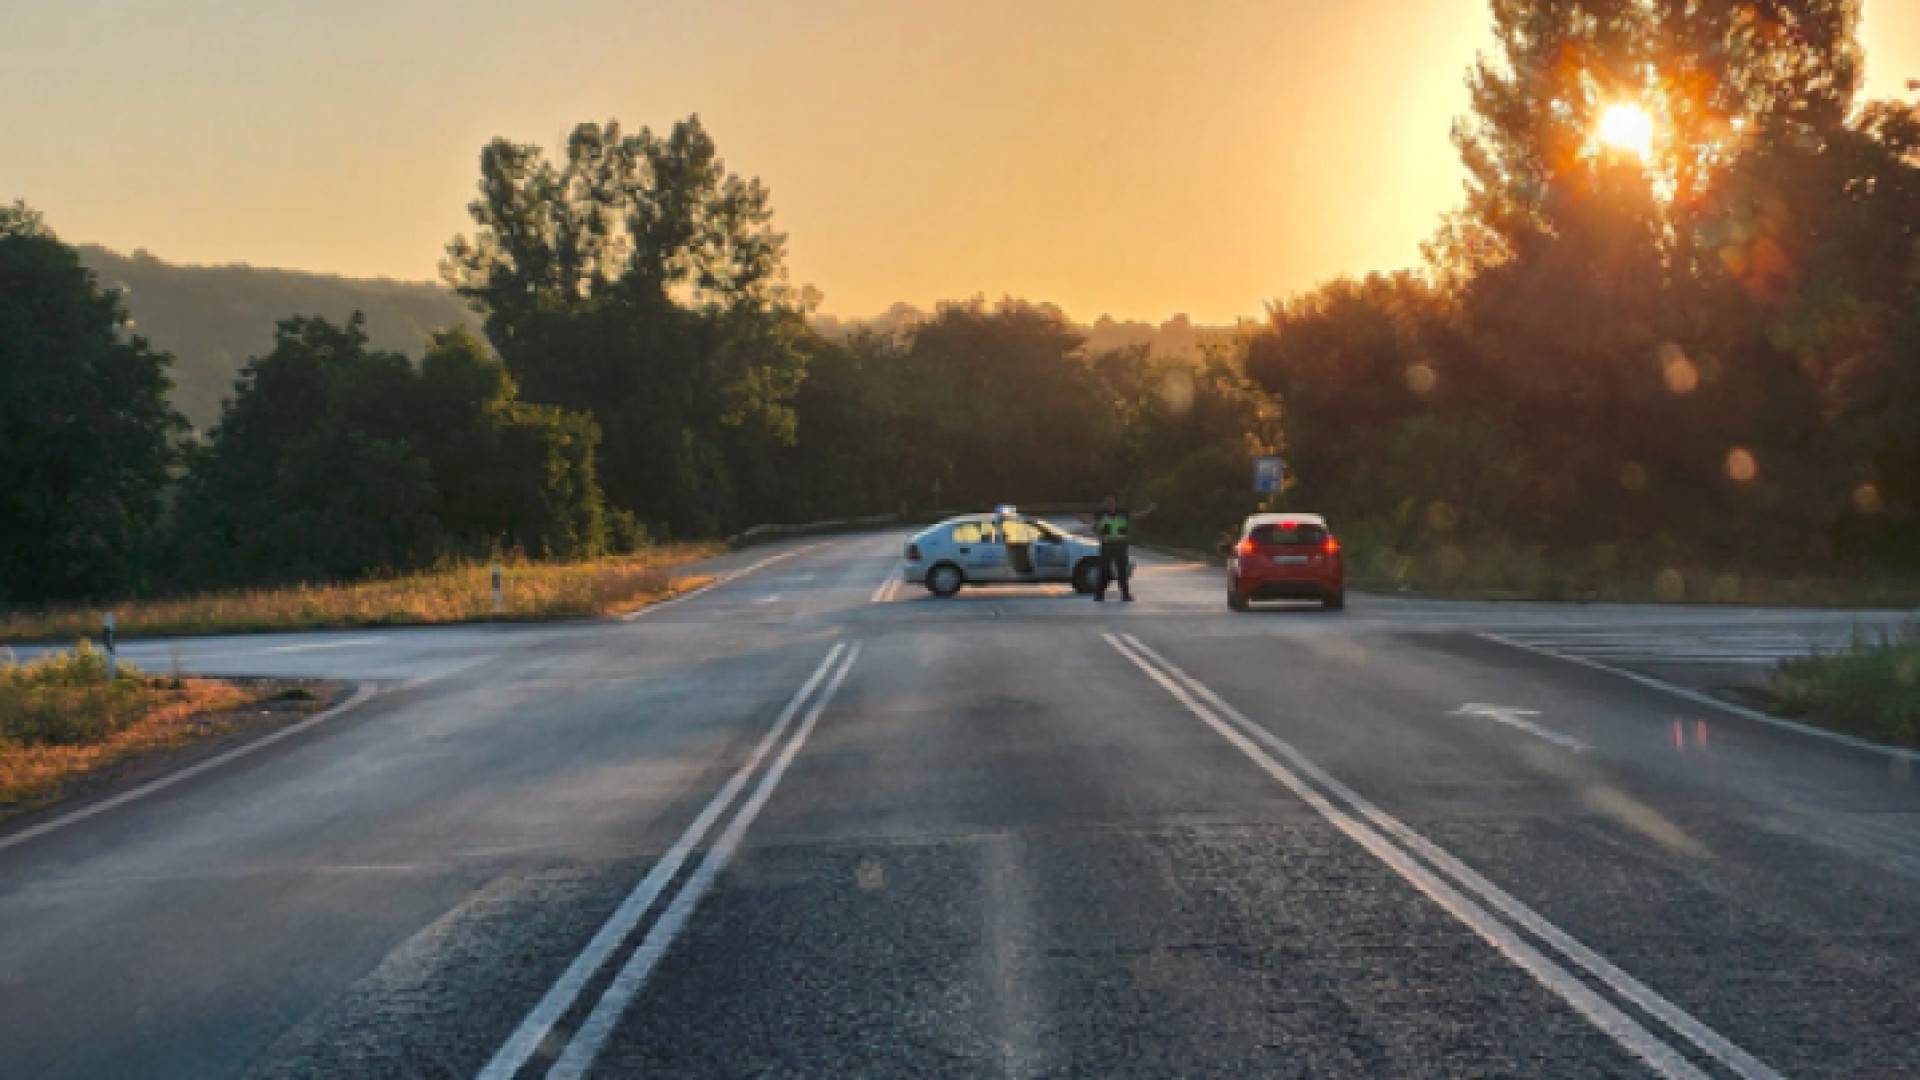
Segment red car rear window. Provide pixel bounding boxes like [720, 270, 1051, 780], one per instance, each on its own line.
[1249, 523, 1329, 547]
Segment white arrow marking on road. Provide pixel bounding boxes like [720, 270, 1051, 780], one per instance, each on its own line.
[1449, 704, 1592, 752]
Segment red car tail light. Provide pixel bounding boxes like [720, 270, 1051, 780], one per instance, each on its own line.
[1324, 536, 1340, 555]
[906, 543, 922, 561]
[1236, 537, 1257, 556]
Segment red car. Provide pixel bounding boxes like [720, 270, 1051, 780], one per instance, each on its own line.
[1223, 513, 1345, 611]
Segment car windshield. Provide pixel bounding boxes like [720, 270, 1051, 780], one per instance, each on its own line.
[7, 5, 1917, 1078]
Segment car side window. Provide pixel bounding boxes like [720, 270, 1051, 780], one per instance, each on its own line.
[976, 522, 1000, 544]
[951, 523, 981, 545]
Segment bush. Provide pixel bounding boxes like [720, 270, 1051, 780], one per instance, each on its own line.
[0, 642, 147, 748]
[1765, 629, 1920, 747]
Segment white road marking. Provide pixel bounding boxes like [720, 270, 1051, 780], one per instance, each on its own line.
[1108, 633, 1784, 1080]
[1489, 627, 1874, 666]
[620, 543, 829, 620]
[754, 594, 782, 605]
[1484, 632, 1920, 765]
[1450, 703, 1592, 752]
[870, 566, 903, 603]
[476, 642, 850, 1080]
[0, 683, 380, 855]
[258, 638, 381, 653]
[546, 644, 861, 1080]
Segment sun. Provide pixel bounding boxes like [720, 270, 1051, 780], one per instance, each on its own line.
[1597, 103, 1654, 162]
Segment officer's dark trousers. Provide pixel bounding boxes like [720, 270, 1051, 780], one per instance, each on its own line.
[1096, 543, 1131, 600]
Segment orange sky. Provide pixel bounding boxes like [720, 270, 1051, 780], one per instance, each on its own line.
[4, 1, 1916, 325]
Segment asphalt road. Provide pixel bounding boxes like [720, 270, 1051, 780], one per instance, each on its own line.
[3, 535, 1918, 1079]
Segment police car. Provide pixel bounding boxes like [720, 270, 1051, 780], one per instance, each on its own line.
[903, 508, 1122, 597]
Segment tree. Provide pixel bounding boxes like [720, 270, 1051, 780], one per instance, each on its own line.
[174, 317, 611, 587]
[444, 116, 811, 536]
[0, 204, 184, 601]
[869, 299, 1117, 510]
[1425, 0, 1879, 550]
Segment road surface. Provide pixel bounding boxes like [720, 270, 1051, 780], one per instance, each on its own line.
[2, 535, 1917, 1079]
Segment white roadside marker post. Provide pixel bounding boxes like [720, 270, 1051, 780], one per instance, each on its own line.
[492, 565, 504, 615]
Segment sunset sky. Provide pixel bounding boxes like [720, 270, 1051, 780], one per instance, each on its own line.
[6, 0, 1918, 325]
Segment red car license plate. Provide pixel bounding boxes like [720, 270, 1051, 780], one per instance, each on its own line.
[1272, 555, 1308, 565]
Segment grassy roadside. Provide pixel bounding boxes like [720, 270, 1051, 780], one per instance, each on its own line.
[0, 547, 720, 644]
[1755, 630, 1920, 749]
[0, 644, 283, 817]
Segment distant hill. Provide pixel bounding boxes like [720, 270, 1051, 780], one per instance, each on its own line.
[76, 245, 1233, 431]
[77, 247, 481, 431]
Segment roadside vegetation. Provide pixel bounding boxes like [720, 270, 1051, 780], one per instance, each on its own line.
[1761, 629, 1920, 748]
[0, 549, 717, 644]
[0, 644, 256, 814]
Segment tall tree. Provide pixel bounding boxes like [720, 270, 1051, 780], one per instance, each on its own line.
[444, 117, 810, 536]
[0, 204, 183, 601]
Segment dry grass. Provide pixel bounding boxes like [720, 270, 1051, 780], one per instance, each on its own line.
[0, 547, 720, 643]
[0, 644, 256, 814]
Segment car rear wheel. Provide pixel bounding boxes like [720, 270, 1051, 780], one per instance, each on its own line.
[1071, 558, 1101, 594]
[926, 563, 964, 598]
[1227, 586, 1249, 612]
[1324, 588, 1345, 611]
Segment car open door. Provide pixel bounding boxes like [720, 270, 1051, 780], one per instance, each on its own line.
[957, 519, 1009, 581]
[1002, 517, 1039, 578]
[1029, 520, 1072, 580]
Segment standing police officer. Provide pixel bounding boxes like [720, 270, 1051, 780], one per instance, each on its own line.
[1093, 493, 1156, 602]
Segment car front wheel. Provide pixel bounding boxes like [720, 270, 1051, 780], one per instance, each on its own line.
[926, 563, 964, 598]
[1071, 558, 1101, 594]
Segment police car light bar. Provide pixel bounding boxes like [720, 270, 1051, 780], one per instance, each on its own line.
[995, 505, 1018, 515]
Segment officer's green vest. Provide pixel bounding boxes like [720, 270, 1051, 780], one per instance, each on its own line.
[1097, 512, 1130, 543]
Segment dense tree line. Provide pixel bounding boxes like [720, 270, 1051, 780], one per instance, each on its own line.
[1, 208, 616, 601]
[440, 117, 1274, 545]
[1249, 0, 1920, 571]
[171, 319, 619, 588]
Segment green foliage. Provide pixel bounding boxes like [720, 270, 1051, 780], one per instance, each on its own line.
[0, 204, 185, 602]
[445, 116, 810, 537]
[174, 317, 610, 587]
[1766, 629, 1920, 747]
[869, 299, 1117, 509]
[1121, 350, 1284, 549]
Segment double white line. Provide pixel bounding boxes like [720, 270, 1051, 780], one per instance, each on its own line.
[478, 642, 860, 1080]
[869, 566, 904, 604]
[1104, 632, 1782, 1080]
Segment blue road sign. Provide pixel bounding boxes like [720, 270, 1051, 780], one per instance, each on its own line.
[1254, 456, 1284, 493]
